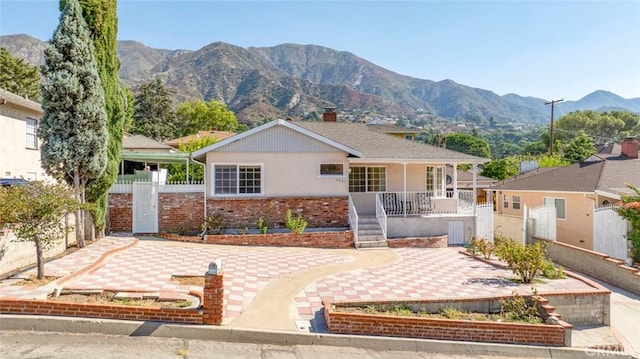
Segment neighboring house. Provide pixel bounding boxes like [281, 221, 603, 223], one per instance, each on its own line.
[119, 134, 188, 182]
[0, 89, 51, 181]
[446, 167, 494, 203]
[490, 137, 640, 250]
[165, 130, 236, 149]
[191, 111, 489, 247]
[368, 124, 422, 141]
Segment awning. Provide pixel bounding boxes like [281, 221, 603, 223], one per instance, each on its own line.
[120, 151, 191, 164]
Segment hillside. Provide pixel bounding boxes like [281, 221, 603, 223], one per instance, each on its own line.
[2, 34, 638, 125]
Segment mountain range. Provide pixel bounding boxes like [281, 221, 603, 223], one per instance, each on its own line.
[2, 33, 639, 125]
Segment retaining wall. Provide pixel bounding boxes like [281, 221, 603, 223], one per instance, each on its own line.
[159, 230, 354, 249]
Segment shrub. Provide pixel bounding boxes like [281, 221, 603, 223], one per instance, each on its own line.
[616, 185, 640, 262]
[285, 209, 307, 234]
[202, 212, 226, 234]
[495, 239, 547, 283]
[500, 291, 542, 324]
[541, 259, 566, 279]
[470, 237, 495, 260]
[256, 217, 268, 234]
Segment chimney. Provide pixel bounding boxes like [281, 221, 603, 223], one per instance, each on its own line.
[621, 137, 639, 159]
[323, 107, 337, 122]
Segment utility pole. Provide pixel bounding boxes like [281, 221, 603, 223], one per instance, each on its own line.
[545, 98, 564, 155]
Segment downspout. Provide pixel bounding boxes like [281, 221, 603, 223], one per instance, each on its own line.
[190, 155, 207, 239]
[452, 163, 458, 199]
[472, 164, 478, 214]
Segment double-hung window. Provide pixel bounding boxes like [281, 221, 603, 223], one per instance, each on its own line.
[348, 166, 386, 192]
[213, 164, 261, 195]
[503, 195, 509, 209]
[512, 195, 521, 210]
[426, 166, 445, 197]
[544, 197, 566, 220]
[26, 118, 37, 149]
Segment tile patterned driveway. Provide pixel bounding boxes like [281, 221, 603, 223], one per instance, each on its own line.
[294, 247, 596, 318]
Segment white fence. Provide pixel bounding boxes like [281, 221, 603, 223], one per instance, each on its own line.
[593, 205, 629, 261]
[475, 202, 494, 241]
[529, 206, 557, 241]
[110, 180, 204, 194]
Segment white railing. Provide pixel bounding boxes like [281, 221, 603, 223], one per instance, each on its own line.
[375, 193, 387, 239]
[109, 180, 204, 194]
[378, 190, 476, 216]
[348, 195, 359, 244]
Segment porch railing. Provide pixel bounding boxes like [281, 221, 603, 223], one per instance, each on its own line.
[375, 193, 388, 239]
[348, 195, 359, 244]
[377, 190, 475, 216]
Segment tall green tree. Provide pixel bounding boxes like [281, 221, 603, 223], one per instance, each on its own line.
[563, 132, 596, 163]
[176, 99, 239, 136]
[61, 0, 126, 236]
[132, 77, 179, 141]
[445, 133, 491, 158]
[39, 0, 108, 248]
[0, 47, 41, 102]
[163, 137, 218, 183]
[0, 182, 79, 279]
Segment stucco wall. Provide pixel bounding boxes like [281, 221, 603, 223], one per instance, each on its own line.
[387, 216, 474, 240]
[0, 103, 50, 181]
[494, 213, 526, 243]
[495, 190, 595, 250]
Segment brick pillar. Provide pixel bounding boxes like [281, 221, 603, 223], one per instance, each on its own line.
[203, 271, 224, 325]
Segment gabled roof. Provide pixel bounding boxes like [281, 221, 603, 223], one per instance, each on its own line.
[193, 119, 489, 164]
[367, 124, 422, 135]
[192, 119, 362, 161]
[296, 121, 488, 163]
[123, 135, 176, 151]
[492, 156, 640, 197]
[0, 89, 42, 114]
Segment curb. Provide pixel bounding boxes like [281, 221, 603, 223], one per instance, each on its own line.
[0, 314, 634, 359]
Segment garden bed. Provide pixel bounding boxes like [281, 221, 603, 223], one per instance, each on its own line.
[47, 290, 196, 309]
[324, 295, 573, 346]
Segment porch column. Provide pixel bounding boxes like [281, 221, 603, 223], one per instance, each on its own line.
[452, 163, 458, 199]
[472, 163, 478, 214]
[403, 162, 407, 217]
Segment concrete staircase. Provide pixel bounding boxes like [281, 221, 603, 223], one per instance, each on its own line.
[355, 215, 388, 249]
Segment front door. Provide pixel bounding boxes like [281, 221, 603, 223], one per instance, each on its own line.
[132, 181, 158, 233]
[448, 221, 465, 245]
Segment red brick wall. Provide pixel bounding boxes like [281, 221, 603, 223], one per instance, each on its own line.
[158, 193, 204, 233]
[203, 273, 224, 325]
[324, 301, 570, 346]
[108, 193, 132, 232]
[0, 299, 203, 324]
[207, 196, 348, 229]
[0, 271, 226, 326]
[158, 231, 354, 249]
[387, 235, 448, 248]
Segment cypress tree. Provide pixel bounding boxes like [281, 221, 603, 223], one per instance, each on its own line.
[61, 0, 126, 236]
[40, 0, 108, 248]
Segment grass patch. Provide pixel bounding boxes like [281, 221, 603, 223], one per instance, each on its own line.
[171, 275, 204, 286]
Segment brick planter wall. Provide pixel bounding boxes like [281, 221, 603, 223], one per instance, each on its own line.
[159, 231, 354, 249]
[207, 196, 348, 228]
[0, 270, 226, 326]
[387, 235, 448, 248]
[324, 296, 572, 347]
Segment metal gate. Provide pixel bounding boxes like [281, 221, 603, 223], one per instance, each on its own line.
[530, 206, 556, 241]
[593, 205, 628, 260]
[132, 181, 158, 233]
[448, 221, 465, 245]
[475, 202, 494, 242]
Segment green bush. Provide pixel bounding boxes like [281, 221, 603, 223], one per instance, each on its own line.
[495, 239, 547, 283]
[470, 237, 495, 260]
[256, 217, 268, 234]
[541, 259, 566, 279]
[285, 209, 307, 234]
[202, 212, 226, 234]
[500, 291, 543, 324]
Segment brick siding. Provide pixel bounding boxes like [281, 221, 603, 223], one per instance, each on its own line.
[108, 193, 132, 232]
[159, 193, 204, 232]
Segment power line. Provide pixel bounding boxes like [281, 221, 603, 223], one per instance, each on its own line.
[545, 98, 564, 155]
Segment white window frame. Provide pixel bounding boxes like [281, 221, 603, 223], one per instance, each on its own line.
[211, 163, 263, 196]
[512, 195, 521, 210]
[426, 165, 446, 197]
[544, 197, 566, 220]
[503, 194, 509, 209]
[348, 166, 387, 193]
[26, 118, 37, 149]
[320, 163, 345, 177]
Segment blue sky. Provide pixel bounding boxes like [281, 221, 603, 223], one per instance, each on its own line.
[1, 0, 639, 101]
